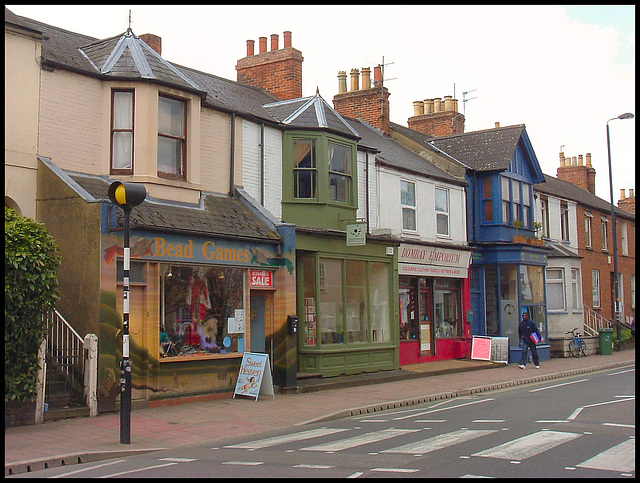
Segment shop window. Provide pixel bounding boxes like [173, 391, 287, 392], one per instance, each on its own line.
[520, 265, 545, 304]
[435, 187, 450, 237]
[484, 265, 500, 337]
[157, 95, 186, 179]
[111, 89, 134, 174]
[592, 269, 601, 308]
[399, 278, 418, 341]
[401, 180, 416, 231]
[116, 259, 146, 283]
[293, 139, 317, 199]
[301, 254, 390, 346]
[546, 268, 566, 311]
[160, 265, 245, 358]
[433, 278, 462, 338]
[500, 264, 519, 346]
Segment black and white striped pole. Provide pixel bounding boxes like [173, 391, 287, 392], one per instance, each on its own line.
[108, 181, 146, 444]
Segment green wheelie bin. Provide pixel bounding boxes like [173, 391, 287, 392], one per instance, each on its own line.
[598, 327, 614, 355]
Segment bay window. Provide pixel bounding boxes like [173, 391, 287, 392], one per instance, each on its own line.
[158, 95, 186, 179]
[328, 141, 351, 203]
[111, 89, 134, 174]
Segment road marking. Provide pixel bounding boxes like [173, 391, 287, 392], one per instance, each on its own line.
[414, 419, 446, 423]
[50, 459, 126, 478]
[383, 429, 497, 455]
[224, 427, 349, 449]
[536, 420, 569, 423]
[301, 428, 419, 452]
[101, 462, 177, 477]
[360, 419, 389, 423]
[473, 431, 580, 460]
[222, 461, 264, 466]
[602, 422, 635, 429]
[608, 368, 635, 376]
[371, 467, 419, 473]
[294, 464, 334, 469]
[158, 457, 196, 462]
[576, 439, 635, 473]
[393, 398, 494, 420]
[473, 419, 505, 423]
[347, 472, 364, 478]
[528, 379, 588, 392]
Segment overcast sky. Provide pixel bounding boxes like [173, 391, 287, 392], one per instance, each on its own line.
[7, 5, 635, 203]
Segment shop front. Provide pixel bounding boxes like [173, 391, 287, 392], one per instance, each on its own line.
[398, 243, 473, 365]
[98, 223, 296, 411]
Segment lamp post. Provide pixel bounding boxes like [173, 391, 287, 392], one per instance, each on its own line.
[108, 181, 147, 444]
[605, 112, 634, 351]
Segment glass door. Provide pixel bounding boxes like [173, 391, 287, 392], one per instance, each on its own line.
[419, 286, 434, 355]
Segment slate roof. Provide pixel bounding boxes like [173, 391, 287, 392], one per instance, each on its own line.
[56, 168, 282, 243]
[345, 118, 466, 186]
[263, 93, 360, 139]
[8, 9, 282, 124]
[535, 174, 635, 221]
[429, 124, 526, 172]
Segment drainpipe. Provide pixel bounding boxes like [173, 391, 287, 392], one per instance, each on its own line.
[365, 151, 370, 233]
[230, 113, 236, 195]
[260, 123, 265, 205]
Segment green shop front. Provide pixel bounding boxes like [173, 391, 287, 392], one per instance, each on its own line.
[295, 229, 399, 377]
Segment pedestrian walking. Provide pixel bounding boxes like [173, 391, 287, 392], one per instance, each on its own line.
[518, 311, 543, 369]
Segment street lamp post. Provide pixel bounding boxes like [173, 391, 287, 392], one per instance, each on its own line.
[108, 181, 147, 444]
[605, 112, 634, 351]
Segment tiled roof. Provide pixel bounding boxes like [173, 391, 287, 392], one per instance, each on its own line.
[264, 94, 360, 139]
[535, 174, 635, 221]
[63, 171, 282, 243]
[430, 124, 525, 172]
[346, 118, 466, 185]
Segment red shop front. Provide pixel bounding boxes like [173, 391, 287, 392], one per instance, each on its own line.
[398, 244, 472, 365]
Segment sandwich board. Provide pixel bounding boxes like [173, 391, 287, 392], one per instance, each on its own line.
[233, 352, 275, 401]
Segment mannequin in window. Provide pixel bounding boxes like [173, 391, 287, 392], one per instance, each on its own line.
[185, 268, 211, 346]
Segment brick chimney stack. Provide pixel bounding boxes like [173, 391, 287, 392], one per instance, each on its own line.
[332, 64, 391, 135]
[618, 188, 635, 214]
[556, 151, 596, 195]
[236, 31, 303, 101]
[407, 94, 464, 137]
[140, 33, 162, 55]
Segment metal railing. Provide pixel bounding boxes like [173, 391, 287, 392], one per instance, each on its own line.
[583, 304, 612, 337]
[45, 310, 86, 406]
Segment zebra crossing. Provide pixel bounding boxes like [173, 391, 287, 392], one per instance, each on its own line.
[222, 425, 635, 475]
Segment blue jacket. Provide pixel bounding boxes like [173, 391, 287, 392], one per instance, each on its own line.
[518, 317, 541, 344]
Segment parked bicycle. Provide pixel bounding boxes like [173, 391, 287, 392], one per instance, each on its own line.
[566, 327, 588, 357]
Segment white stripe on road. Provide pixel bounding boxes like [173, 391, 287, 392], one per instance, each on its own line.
[392, 398, 494, 420]
[529, 379, 588, 392]
[608, 368, 635, 376]
[602, 422, 635, 428]
[101, 462, 178, 478]
[50, 459, 126, 478]
[576, 439, 635, 473]
[371, 467, 419, 473]
[222, 461, 264, 466]
[383, 429, 497, 455]
[224, 427, 349, 449]
[293, 464, 334, 469]
[473, 431, 580, 460]
[301, 428, 419, 452]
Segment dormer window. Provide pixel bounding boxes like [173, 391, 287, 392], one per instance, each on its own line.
[111, 89, 134, 174]
[158, 94, 186, 179]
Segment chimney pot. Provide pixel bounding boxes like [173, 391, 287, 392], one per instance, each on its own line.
[630, 188, 635, 198]
[373, 65, 382, 87]
[572, 156, 577, 166]
[270, 34, 279, 51]
[350, 68, 360, 91]
[433, 98, 442, 112]
[444, 95, 453, 111]
[620, 189, 626, 200]
[586, 153, 592, 167]
[452, 99, 458, 112]
[559, 151, 565, 167]
[259, 36, 267, 53]
[578, 154, 584, 166]
[361, 67, 371, 90]
[413, 101, 424, 116]
[495, 122, 500, 128]
[246, 39, 255, 56]
[424, 99, 433, 114]
[337, 71, 347, 94]
[283, 30, 292, 47]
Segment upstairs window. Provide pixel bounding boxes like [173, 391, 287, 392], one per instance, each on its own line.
[293, 139, 317, 199]
[512, 181, 521, 222]
[601, 218, 608, 250]
[435, 187, 450, 237]
[540, 196, 550, 238]
[401, 180, 416, 231]
[621, 222, 628, 255]
[111, 90, 134, 174]
[571, 268, 582, 311]
[522, 183, 531, 226]
[328, 142, 351, 203]
[158, 95, 186, 179]
[501, 177, 510, 223]
[560, 201, 570, 241]
[483, 177, 493, 222]
[585, 213, 593, 248]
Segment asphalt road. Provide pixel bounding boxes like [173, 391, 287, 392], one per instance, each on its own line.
[10, 367, 635, 478]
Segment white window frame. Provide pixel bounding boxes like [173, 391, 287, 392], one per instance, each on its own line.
[401, 179, 417, 232]
[435, 187, 450, 237]
[501, 176, 510, 223]
[621, 222, 628, 255]
[546, 267, 566, 311]
[584, 212, 592, 248]
[157, 94, 187, 179]
[540, 196, 550, 238]
[571, 268, 582, 312]
[561, 201, 570, 242]
[592, 269, 601, 308]
[631, 274, 635, 310]
[601, 217, 608, 251]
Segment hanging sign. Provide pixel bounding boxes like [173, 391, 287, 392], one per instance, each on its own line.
[233, 352, 274, 401]
[346, 223, 366, 246]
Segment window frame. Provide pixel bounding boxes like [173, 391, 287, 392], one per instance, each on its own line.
[435, 186, 450, 237]
[328, 141, 352, 204]
[592, 269, 601, 308]
[110, 89, 135, 175]
[157, 93, 187, 180]
[501, 176, 511, 224]
[621, 222, 628, 255]
[293, 138, 318, 200]
[601, 217, 609, 251]
[483, 177, 494, 222]
[546, 267, 566, 312]
[571, 268, 582, 312]
[584, 212, 593, 249]
[540, 196, 550, 238]
[560, 200, 570, 242]
[400, 179, 417, 232]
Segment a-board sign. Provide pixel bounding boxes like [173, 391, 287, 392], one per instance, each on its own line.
[233, 352, 275, 401]
[490, 337, 509, 364]
[471, 336, 492, 361]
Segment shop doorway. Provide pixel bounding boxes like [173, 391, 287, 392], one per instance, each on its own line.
[419, 286, 434, 354]
[250, 291, 273, 357]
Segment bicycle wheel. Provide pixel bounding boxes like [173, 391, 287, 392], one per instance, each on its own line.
[568, 339, 582, 357]
[580, 339, 588, 357]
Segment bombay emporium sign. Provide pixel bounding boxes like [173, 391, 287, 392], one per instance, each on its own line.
[398, 243, 471, 278]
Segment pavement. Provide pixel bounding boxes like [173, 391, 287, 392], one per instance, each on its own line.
[5, 349, 635, 476]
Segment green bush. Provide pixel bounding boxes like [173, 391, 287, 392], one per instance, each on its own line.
[5, 207, 61, 402]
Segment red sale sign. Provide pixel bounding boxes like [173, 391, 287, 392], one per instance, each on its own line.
[250, 270, 273, 287]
